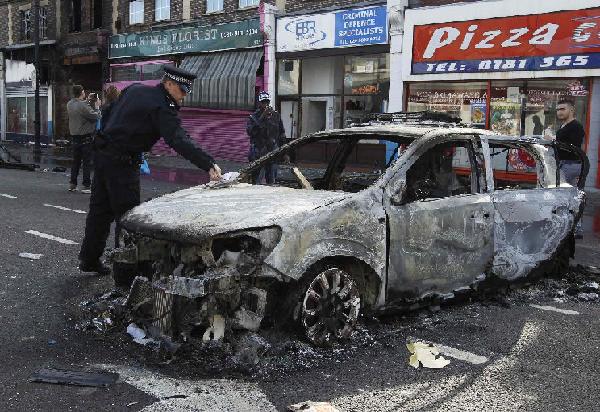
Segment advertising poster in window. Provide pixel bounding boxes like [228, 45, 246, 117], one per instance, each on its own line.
[470, 101, 486, 126]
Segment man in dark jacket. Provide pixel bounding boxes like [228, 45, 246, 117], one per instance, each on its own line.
[246, 91, 286, 184]
[79, 65, 221, 275]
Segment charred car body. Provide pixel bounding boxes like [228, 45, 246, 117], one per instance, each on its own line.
[113, 114, 588, 346]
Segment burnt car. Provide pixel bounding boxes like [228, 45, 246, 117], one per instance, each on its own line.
[113, 114, 588, 346]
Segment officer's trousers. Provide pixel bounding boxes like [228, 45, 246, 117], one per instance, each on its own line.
[79, 153, 140, 264]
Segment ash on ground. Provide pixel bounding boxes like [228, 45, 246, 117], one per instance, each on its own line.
[74, 265, 600, 380]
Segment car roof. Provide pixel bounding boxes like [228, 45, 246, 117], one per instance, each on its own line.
[309, 123, 549, 144]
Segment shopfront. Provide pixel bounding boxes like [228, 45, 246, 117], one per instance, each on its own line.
[108, 18, 265, 162]
[401, 0, 600, 189]
[276, 4, 389, 139]
[4, 59, 51, 144]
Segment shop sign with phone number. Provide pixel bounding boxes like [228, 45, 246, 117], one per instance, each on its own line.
[412, 7, 600, 74]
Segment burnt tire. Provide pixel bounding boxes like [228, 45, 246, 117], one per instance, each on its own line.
[112, 262, 137, 288]
[298, 267, 361, 347]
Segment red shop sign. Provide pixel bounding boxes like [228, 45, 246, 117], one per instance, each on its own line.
[412, 7, 600, 74]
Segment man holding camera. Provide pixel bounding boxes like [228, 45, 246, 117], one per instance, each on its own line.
[246, 91, 287, 184]
[67, 85, 101, 193]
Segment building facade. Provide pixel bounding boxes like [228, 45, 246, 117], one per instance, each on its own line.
[108, 0, 279, 162]
[400, 0, 600, 189]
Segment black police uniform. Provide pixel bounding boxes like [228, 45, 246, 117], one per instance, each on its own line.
[79, 77, 215, 268]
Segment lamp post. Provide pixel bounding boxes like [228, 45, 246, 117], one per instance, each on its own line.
[32, 0, 41, 161]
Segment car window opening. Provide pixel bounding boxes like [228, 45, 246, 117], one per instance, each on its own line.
[243, 135, 414, 193]
[489, 143, 539, 190]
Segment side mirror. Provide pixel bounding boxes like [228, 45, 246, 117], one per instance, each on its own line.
[390, 182, 407, 206]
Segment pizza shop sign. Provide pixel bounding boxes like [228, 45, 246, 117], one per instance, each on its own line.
[412, 8, 600, 74]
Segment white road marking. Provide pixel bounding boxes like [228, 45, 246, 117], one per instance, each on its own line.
[97, 364, 277, 412]
[19, 253, 43, 260]
[408, 336, 489, 365]
[25, 230, 78, 245]
[0, 193, 17, 199]
[530, 304, 579, 316]
[43, 203, 87, 214]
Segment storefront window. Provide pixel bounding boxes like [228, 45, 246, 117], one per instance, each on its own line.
[490, 81, 525, 136]
[524, 79, 589, 138]
[278, 59, 300, 96]
[142, 64, 165, 80]
[407, 79, 590, 138]
[7, 98, 26, 134]
[111, 65, 142, 82]
[7, 96, 48, 135]
[407, 82, 488, 128]
[343, 54, 390, 126]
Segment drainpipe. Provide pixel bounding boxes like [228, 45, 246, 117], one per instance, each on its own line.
[260, 3, 277, 106]
[0, 53, 5, 141]
[387, 0, 408, 113]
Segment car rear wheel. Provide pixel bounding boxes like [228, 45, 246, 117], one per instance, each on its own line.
[300, 267, 361, 346]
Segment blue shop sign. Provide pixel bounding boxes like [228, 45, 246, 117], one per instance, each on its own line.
[335, 6, 388, 48]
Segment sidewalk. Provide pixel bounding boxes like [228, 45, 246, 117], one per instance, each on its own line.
[0, 141, 247, 173]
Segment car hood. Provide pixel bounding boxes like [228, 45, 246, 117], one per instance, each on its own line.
[121, 183, 349, 242]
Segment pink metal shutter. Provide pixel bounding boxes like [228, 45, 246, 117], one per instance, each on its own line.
[151, 108, 251, 163]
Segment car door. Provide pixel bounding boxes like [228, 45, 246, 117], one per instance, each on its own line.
[385, 136, 495, 303]
[487, 139, 585, 281]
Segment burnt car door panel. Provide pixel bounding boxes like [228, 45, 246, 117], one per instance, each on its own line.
[488, 141, 587, 280]
[385, 138, 494, 302]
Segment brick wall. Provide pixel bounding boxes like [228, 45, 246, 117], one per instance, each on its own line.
[282, 0, 377, 14]
[408, 0, 482, 7]
[117, 0, 276, 35]
[0, 0, 59, 47]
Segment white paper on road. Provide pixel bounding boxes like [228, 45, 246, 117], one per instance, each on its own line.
[407, 342, 451, 369]
[0, 193, 17, 199]
[530, 304, 580, 315]
[408, 336, 489, 365]
[19, 253, 43, 260]
[43, 204, 87, 214]
[25, 230, 78, 245]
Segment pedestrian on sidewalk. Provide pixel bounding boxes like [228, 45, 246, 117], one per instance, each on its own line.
[246, 91, 287, 184]
[547, 99, 585, 186]
[67, 85, 101, 193]
[78, 65, 222, 276]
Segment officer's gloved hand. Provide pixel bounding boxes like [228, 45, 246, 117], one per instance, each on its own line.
[209, 164, 222, 181]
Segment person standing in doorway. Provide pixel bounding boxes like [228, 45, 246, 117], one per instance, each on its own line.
[246, 91, 287, 184]
[67, 85, 101, 193]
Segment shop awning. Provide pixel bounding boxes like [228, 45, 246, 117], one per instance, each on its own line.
[180, 49, 262, 110]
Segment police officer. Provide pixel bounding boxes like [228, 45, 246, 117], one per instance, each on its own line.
[79, 65, 222, 275]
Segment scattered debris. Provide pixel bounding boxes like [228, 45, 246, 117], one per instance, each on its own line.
[288, 401, 340, 412]
[127, 323, 158, 347]
[407, 341, 451, 369]
[203, 315, 225, 342]
[47, 339, 58, 346]
[232, 333, 271, 367]
[92, 314, 114, 332]
[126, 402, 139, 408]
[530, 304, 580, 315]
[19, 253, 43, 260]
[577, 293, 599, 301]
[29, 368, 119, 387]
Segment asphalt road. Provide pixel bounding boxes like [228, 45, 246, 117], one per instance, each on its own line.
[1, 166, 600, 412]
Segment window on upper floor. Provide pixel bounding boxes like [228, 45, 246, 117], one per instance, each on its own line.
[239, 0, 259, 8]
[155, 0, 170, 21]
[20, 7, 48, 41]
[70, 0, 82, 32]
[206, 0, 224, 13]
[130, 0, 144, 25]
[92, 0, 103, 29]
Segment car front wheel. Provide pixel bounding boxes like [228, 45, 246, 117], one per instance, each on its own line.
[300, 267, 361, 346]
